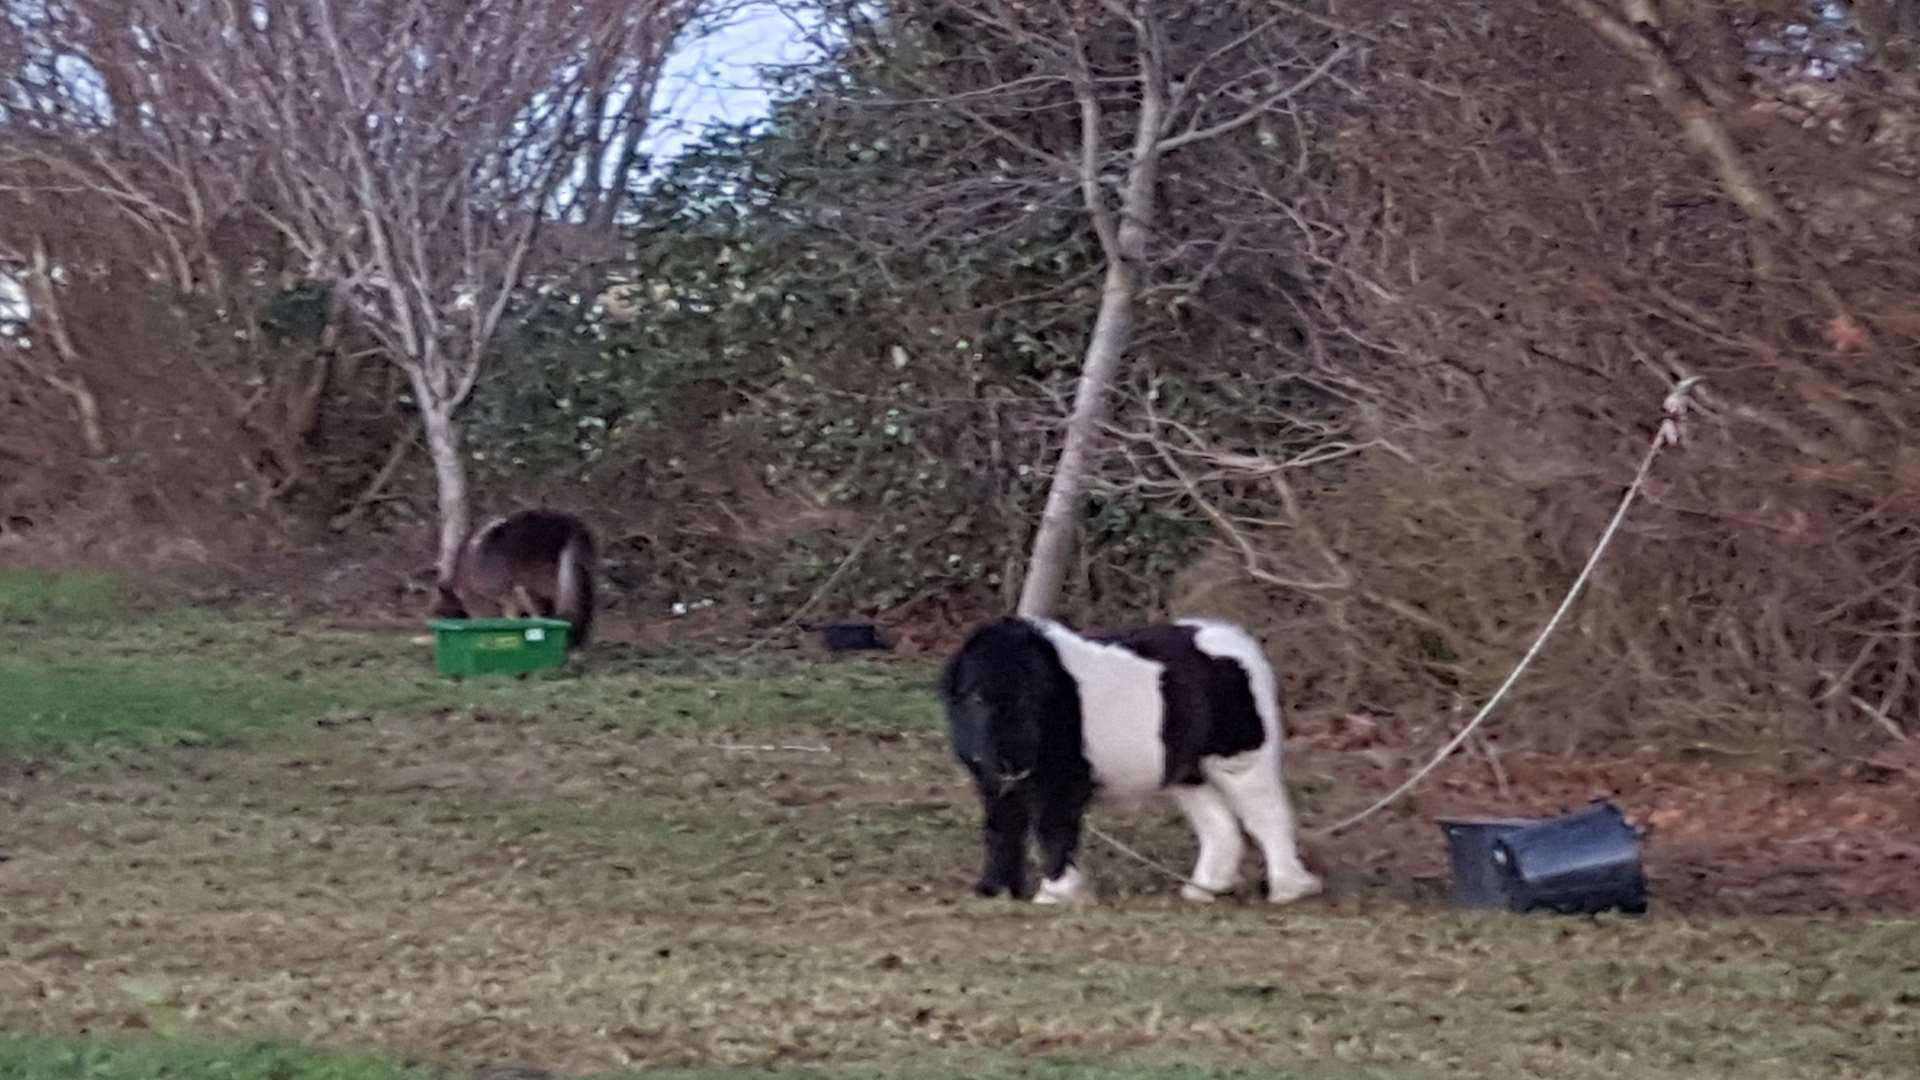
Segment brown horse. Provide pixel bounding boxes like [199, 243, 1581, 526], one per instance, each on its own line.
[432, 509, 598, 649]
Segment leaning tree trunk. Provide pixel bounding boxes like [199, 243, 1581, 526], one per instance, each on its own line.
[1015, 44, 1165, 620]
[1016, 256, 1141, 619]
[23, 235, 111, 457]
[417, 392, 472, 582]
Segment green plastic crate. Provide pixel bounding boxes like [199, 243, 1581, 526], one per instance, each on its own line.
[430, 617, 571, 677]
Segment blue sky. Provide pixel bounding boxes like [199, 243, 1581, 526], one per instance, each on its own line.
[645, 4, 818, 164]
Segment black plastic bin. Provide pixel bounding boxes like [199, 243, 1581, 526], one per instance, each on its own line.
[820, 622, 889, 652]
[1495, 800, 1649, 915]
[1435, 815, 1540, 909]
[1437, 800, 1649, 915]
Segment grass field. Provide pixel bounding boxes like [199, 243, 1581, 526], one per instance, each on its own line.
[2, 570, 1917, 1079]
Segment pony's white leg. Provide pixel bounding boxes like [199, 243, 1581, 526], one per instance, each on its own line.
[1168, 782, 1244, 902]
[1206, 751, 1322, 904]
[1033, 862, 1095, 905]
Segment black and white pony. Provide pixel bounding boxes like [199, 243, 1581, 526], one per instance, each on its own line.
[938, 615, 1322, 906]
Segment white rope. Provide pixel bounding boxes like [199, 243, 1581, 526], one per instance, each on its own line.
[1309, 377, 1702, 838]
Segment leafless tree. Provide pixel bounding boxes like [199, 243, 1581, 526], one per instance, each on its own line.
[818, 1, 1352, 618]
[1, 0, 710, 574]
[2, 0, 350, 488]
[0, 235, 108, 457]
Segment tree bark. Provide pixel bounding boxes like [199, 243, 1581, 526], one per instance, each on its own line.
[61, 374, 109, 458]
[418, 392, 472, 581]
[1017, 256, 1142, 618]
[1557, 0, 1789, 232]
[23, 236, 110, 457]
[1016, 18, 1167, 620]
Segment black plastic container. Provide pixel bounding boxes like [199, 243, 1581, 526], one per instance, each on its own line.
[820, 622, 890, 652]
[1495, 800, 1649, 915]
[1437, 800, 1649, 915]
[1435, 814, 1540, 909]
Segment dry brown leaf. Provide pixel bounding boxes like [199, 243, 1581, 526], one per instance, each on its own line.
[1826, 314, 1870, 353]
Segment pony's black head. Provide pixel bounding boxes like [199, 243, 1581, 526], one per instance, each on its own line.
[938, 617, 1064, 797]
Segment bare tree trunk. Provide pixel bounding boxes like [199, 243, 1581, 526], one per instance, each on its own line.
[418, 395, 472, 581]
[814, 1, 1341, 620]
[1016, 20, 1167, 619]
[61, 374, 109, 458]
[1562, 0, 1788, 232]
[22, 234, 111, 457]
[1017, 257, 1141, 618]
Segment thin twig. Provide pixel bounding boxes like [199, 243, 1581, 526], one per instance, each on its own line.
[1473, 732, 1512, 800]
[329, 428, 417, 531]
[712, 742, 833, 754]
[1849, 696, 1909, 743]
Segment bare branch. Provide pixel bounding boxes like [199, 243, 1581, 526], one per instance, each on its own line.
[1157, 44, 1351, 152]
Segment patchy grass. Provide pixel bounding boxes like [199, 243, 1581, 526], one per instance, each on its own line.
[0, 580, 936, 757]
[0, 567, 123, 622]
[0, 642, 338, 755]
[1, 588, 1917, 1079]
[0, 1036, 432, 1080]
[0, 1036, 1395, 1080]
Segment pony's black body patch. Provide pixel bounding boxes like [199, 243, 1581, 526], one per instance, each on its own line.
[1091, 624, 1268, 786]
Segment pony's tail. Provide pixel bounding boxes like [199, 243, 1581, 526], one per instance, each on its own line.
[554, 531, 597, 649]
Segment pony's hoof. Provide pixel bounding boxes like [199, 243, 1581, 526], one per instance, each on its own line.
[1181, 874, 1237, 902]
[974, 877, 1028, 900]
[1267, 873, 1324, 905]
[1033, 866, 1095, 906]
